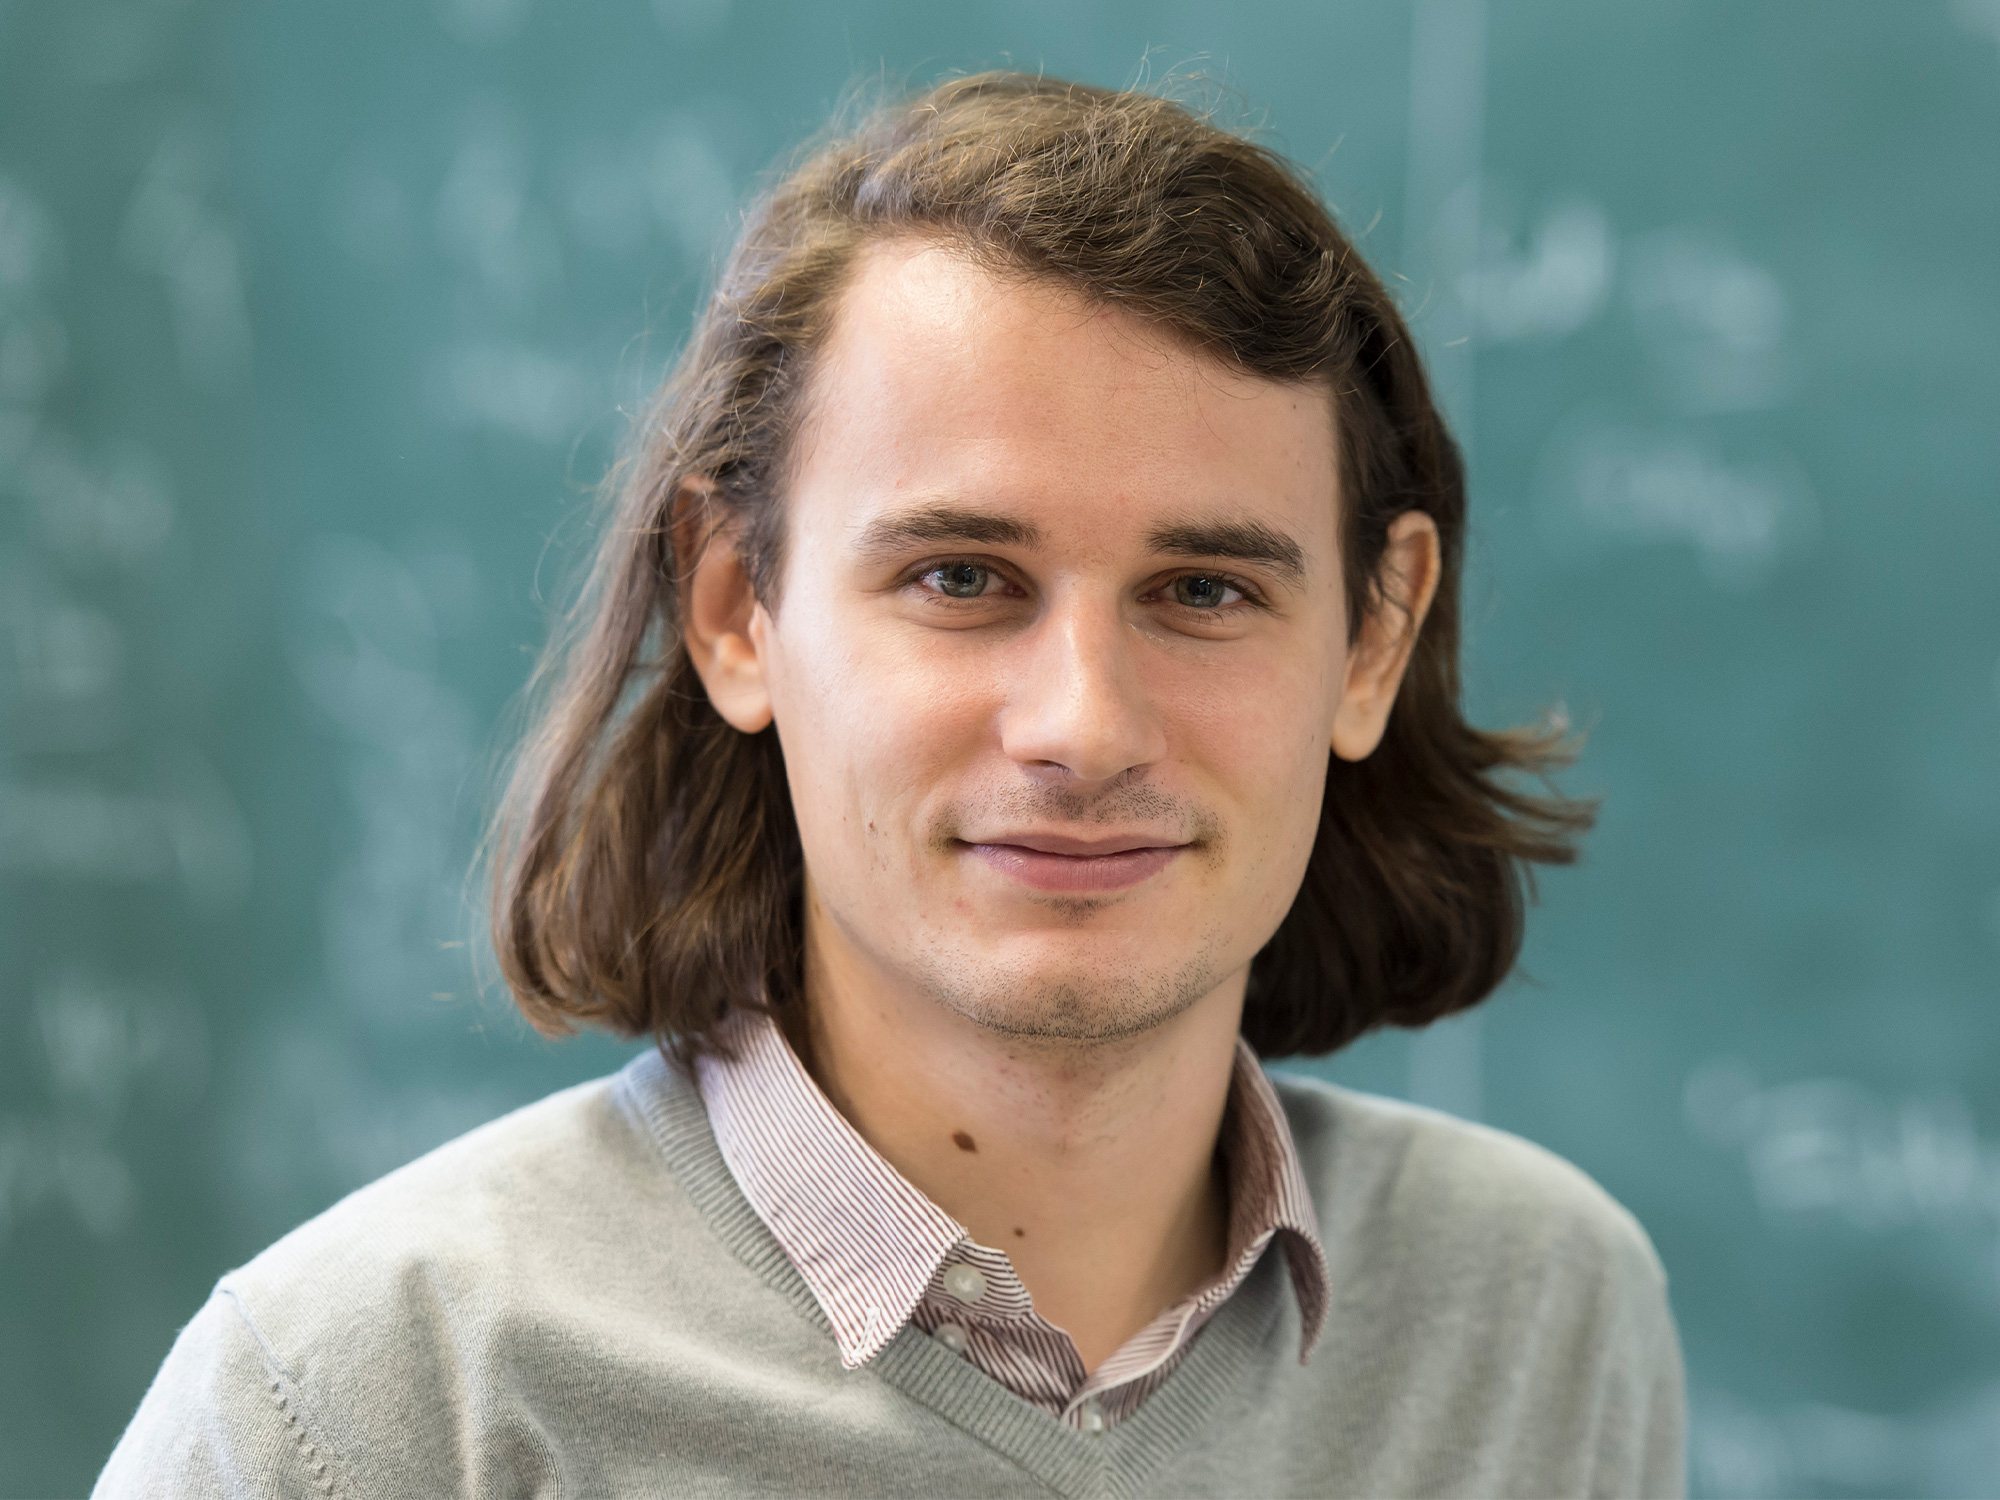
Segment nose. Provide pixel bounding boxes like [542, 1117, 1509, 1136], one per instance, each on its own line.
[997, 595, 1167, 784]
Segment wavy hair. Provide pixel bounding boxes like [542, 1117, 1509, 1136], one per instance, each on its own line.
[487, 72, 1593, 1060]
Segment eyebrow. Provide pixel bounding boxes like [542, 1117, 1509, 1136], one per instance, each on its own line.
[849, 503, 1308, 586]
[850, 505, 1045, 561]
[1144, 519, 1308, 585]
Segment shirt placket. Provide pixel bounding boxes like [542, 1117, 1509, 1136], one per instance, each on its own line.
[914, 1241, 1086, 1416]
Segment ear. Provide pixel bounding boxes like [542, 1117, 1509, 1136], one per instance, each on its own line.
[675, 479, 774, 734]
[1331, 510, 1442, 762]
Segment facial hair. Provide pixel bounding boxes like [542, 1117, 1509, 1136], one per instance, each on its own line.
[912, 772, 1234, 1044]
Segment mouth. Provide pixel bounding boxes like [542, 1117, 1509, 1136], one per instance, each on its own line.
[956, 832, 1190, 893]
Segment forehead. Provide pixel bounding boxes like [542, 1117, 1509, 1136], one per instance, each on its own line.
[789, 239, 1341, 558]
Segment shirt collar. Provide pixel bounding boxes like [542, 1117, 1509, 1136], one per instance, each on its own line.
[696, 1008, 1329, 1369]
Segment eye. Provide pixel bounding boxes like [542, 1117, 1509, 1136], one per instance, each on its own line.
[923, 562, 992, 599]
[1170, 574, 1242, 610]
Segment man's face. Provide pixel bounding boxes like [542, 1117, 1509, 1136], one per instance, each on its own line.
[749, 240, 1352, 1041]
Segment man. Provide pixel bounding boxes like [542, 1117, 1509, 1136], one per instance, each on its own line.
[101, 74, 1683, 1498]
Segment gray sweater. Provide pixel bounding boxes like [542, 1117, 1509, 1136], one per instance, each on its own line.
[95, 1051, 1685, 1498]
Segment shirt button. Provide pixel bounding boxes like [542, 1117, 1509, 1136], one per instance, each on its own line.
[1078, 1399, 1107, 1434]
[934, 1323, 969, 1355]
[942, 1264, 988, 1304]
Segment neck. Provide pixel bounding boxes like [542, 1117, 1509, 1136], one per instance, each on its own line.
[791, 892, 1243, 1373]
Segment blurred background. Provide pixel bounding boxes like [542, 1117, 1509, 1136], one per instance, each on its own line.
[2, 0, 1997, 1493]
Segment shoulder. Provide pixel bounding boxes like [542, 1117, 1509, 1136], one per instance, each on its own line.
[1268, 1070, 1667, 1303]
[1267, 1072, 1686, 1496]
[1261, 1073, 1686, 1495]
[229, 1064, 651, 1310]
[215, 1055, 705, 1412]
[104, 1055, 718, 1496]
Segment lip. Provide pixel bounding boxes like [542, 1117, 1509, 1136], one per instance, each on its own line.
[959, 833, 1189, 893]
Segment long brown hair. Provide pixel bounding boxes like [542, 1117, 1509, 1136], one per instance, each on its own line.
[488, 72, 1592, 1060]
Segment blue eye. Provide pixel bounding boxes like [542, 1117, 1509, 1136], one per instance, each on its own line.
[1172, 575, 1236, 609]
[929, 563, 989, 598]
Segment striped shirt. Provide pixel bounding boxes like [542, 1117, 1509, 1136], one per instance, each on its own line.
[695, 1009, 1329, 1432]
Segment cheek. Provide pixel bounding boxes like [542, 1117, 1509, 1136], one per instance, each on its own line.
[1157, 648, 1338, 861]
[767, 600, 992, 849]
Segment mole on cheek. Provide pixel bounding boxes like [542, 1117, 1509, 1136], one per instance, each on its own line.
[952, 1131, 977, 1153]
[1012, 1227, 1025, 1238]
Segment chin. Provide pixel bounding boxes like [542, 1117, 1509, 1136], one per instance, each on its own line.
[914, 940, 1229, 1045]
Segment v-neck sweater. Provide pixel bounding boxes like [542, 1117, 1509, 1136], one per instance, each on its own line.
[95, 1049, 1685, 1498]
[695, 1010, 1329, 1430]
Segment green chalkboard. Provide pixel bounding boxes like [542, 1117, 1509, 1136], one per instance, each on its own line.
[3, 2, 1998, 1494]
